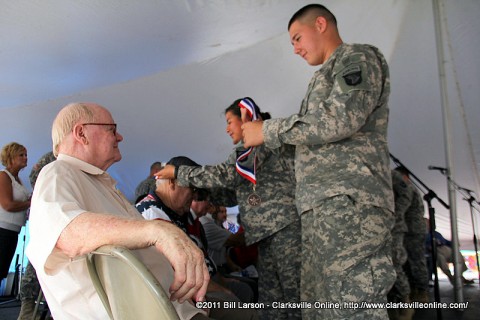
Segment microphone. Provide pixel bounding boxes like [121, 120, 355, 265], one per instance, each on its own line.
[428, 165, 448, 172]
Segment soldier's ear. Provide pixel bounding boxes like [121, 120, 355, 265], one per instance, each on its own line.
[314, 16, 328, 33]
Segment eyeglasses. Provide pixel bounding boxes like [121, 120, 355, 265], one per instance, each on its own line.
[82, 123, 117, 135]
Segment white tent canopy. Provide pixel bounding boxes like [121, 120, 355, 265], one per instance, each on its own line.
[1, 0, 479, 249]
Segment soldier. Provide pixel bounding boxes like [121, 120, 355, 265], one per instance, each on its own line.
[388, 168, 415, 320]
[395, 166, 429, 303]
[241, 4, 395, 319]
[156, 98, 301, 320]
[18, 151, 56, 320]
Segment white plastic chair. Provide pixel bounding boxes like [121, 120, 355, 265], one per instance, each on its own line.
[86, 245, 180, 320]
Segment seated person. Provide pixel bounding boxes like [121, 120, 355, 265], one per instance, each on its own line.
[199, 205, 246, 271]
[26, 102, 208, 320]
[191, 200, 255, 304]
[426, 225, 474, 285]
[228, 214, 259, 272]
[136, 156, 257, 318]
[134, 161, 164, 202]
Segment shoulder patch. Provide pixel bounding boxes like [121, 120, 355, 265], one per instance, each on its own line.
[341, 65, 362, 86]
[336, 61, 369, 93]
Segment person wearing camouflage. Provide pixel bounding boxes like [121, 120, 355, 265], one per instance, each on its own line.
[388, 169, 415, 320]
[18, 151, 55, 320]
[28, 152, 56, 189]
[156, 98, 301, 320]
[241, 4, 395, 319]
[395, 167, 429, 303]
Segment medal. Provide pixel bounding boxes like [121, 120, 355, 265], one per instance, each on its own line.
[236, 98, 262, 207]
[247, 185, 261, 206]
[247, 193, 261, 206]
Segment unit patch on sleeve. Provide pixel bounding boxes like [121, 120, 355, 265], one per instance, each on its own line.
[336, 62, 369, 93]
[342, 65, 362, 86]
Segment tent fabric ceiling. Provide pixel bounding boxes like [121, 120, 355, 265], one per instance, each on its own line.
[1, 0, 479, 249]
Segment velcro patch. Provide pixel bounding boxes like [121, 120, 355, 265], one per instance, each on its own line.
[341, 65, 362, 86]
[336, 63, 369, 93]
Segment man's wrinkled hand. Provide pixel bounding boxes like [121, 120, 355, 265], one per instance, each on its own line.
[153, 221, 210, 303]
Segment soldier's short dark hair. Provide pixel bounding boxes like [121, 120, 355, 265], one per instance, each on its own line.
[288, 4, 337, 30]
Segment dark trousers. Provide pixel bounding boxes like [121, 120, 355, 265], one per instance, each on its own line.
[0, 228, 19, 280]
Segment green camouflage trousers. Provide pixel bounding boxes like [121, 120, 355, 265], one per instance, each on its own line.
[404, 233, 429, 291]
[19, 261, 40, 301]
[257, 219, 302, 320]
[389, 232, 410, 301]
[301, 195, 396, 319]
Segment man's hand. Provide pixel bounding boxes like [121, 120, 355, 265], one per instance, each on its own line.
[154, 164, 175, 180]
[241, 121, 265, 147]
[57, 213, 209, 304]
[152, 220, 210, 303]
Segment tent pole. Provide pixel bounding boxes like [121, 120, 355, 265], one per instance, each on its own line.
[432, 0, 464, 305]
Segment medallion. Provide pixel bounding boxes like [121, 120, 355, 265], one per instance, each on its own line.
[247, 193, 261, 207]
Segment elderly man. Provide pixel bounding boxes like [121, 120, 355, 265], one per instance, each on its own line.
[26, 102, 209, 319]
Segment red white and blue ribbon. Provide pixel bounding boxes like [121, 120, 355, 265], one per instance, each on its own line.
[236, 98, 258, 185]
[238, 98, 258, 122]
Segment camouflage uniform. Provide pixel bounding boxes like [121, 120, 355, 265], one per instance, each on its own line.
[29, 151, 56, 188]
[403, 181, 429, 297]
[18, 261, 40, 300]
[389, 170, 411, 301]
[18, 151, 55, 319]
[177, 144, 301, 320]
[388, 170, 416, 319]
[262, 43, 395, 319]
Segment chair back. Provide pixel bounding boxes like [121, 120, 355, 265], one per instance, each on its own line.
[86, 245, 180, 320]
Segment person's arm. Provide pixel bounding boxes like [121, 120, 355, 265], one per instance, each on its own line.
[0, 172, 30, 212]
[225, 250, 242, 272]
[56, 212, 209, 303]
[225, 231, 245, 247]
[156, 160, 239, 192]
[243, 49, 386, 148]
[201, 217, 245, 248]
[434, 231, 451, 247]
[391, 172, 414, 222]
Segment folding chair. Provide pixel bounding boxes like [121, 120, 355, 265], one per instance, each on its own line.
[86, 245, 180, 320]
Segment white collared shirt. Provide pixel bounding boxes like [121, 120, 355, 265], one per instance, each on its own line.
[27, 154, 203, 320]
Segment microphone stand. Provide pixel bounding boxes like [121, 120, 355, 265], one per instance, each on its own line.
[465, 194, 480, 285]
[390, 153, 449, 320]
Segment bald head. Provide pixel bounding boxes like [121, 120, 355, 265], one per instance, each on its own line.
[52, 102, 99, 156]
[52, 102, 123, 171]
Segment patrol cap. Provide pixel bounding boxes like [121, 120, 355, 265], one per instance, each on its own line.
[167, 156, 200, 168]
[166, 156, 209, 201]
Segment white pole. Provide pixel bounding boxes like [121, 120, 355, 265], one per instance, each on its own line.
[432, 0, 463, 304]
